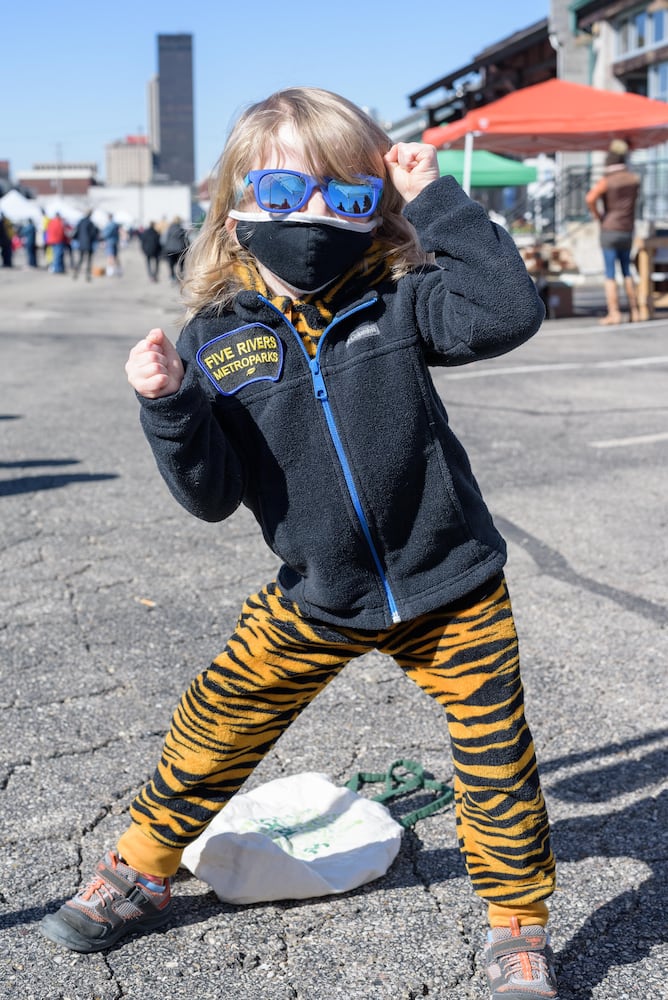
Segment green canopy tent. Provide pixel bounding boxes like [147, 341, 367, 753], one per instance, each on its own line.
[437, 149, 537, 187]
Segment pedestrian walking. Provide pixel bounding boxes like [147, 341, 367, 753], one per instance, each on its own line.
[0, 213, 13, 267]
[71, 211, 99, 281]
[102, 214, 121, 276]
[45, 213, 67, 274]
[41, 86, 557, 1000]
[20, 218, 38, 267]
[162, 216, 189, 282]
[585, 139, 641, 324]
[139, 222, 162, 282]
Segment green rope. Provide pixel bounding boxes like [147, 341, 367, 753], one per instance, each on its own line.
[345, 759, 454, 829]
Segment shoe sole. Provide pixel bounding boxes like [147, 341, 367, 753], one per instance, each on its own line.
[40, 908, 171, 953]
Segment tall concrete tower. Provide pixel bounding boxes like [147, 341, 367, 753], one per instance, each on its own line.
[156, 34, 195, 185]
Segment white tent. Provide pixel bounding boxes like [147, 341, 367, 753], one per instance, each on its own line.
[0, 189, 44, 224]
[42, 198, 89, 225]
[91, 207, 134, 229]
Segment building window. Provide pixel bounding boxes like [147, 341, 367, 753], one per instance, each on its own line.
[616, 5, 666, 55]
[649, 60, 668, 101]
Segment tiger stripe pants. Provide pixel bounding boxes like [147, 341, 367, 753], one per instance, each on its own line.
[118, 575, 555, 909]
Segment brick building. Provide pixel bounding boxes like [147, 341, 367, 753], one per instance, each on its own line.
[16, 163, 99, 197]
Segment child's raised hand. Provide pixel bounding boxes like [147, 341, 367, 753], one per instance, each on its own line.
[384, 142, 440, 202]
[125, 327, 185, 398]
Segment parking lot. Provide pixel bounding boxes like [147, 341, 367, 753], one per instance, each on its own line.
[1, 245, 666, 999]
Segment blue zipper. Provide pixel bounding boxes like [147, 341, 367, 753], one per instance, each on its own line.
[259, 295, 401, 624]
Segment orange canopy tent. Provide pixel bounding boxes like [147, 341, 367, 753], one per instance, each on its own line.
[422, 79, 668, 156]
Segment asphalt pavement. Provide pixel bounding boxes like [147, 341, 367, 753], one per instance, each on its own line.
[1, 243, 666, 999]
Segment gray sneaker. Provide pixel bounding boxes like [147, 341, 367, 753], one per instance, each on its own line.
[41, 850, 172, 952]
[483, 917, 558, 999]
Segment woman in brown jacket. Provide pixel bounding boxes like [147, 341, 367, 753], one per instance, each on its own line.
[586, 139, 641, 324]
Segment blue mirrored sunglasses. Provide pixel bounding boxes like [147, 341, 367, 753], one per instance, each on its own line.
[243, 169, 383, 219]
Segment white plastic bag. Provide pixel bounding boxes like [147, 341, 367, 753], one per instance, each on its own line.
[181, 771, 403, 903]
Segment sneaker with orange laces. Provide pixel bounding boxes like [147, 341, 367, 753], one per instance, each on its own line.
[483, 916, 558, 999]
[41, 850, 172, 952]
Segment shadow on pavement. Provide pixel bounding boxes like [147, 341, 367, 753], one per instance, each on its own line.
[496, 514, 668, 626]
[543, 727, 668, 997]
[553, 787, 666, 998]
[0, 452, 118, 497]
[0, 458, 81, 470]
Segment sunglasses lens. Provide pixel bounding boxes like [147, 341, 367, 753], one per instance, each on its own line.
[256, 171, 307, 211]
[249, 171, 380, 217]
[326, 179, 378, 216]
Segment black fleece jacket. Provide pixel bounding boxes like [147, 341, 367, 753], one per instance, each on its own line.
[138, 176, 545, 629]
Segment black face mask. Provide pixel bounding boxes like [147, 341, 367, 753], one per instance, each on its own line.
[235, 220, 373, 293]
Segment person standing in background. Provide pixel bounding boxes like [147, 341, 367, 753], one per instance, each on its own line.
[0, 213, 13, 267]
[41, 213, 52, 269]
[162, 216, 189, 283]
[45, 213, 67, 274]
[140, 222, 162, 282]
[585, 139, 641, 325]
[102, 214, 121, 276]
[20, 219, 38, 267]
[72, 211, 99, 281]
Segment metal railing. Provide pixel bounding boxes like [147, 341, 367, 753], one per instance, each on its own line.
[560, 160, 668, 223]
[486, 158, 668, 244]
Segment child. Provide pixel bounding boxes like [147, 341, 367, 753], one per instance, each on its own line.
[41, 87, 557, 999]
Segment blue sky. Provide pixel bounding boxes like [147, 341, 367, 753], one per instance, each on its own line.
[2, 1, 548, 182]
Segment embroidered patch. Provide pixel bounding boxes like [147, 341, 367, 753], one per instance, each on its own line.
[196, 324, 283, 395]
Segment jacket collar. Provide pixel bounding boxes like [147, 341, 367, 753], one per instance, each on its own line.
[231, 245, 389, 325]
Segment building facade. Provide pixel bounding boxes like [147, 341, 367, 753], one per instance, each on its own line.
[16, 163, 99, 197]
[147, 75, 160, 157]
[0, 160, 10, 194]
[156, 34, 195, 185]
[571, 0, 668, 100]
[569, 0, 668, 221]
[404, 0, 667, 239]
[105, 136, 153, 186]
[408, 19, 558, 131]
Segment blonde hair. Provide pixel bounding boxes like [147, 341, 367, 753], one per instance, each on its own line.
[181, 87, 427, 319]
[609, 138, 629, 156]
